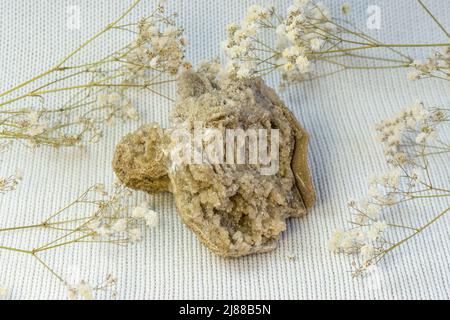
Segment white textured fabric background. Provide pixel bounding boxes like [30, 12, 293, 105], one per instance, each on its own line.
[0, 0, 449, 300]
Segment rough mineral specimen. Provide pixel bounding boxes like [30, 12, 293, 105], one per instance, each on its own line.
[113, 66, 315, 257]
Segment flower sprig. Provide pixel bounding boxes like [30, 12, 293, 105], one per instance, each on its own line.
[0, 0, 188, 149]
[0, 141, 22, 194]
[408, 47, 450, 82]
[0, 182, 159, 299]
[330, 103, 450, 276]
[0, 171, 22, 194]
[221, 0, 450, 88]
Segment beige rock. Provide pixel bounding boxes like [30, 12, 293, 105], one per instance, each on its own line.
[113, 124, 170, 194]
[113, 67, 315, 257]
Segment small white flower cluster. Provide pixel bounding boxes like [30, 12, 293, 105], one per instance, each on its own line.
[26, 111, 48, 137]
[276, 0, 334, 81]
[0, 170, 22, 194]
[366, 170, 404, 206]
[375, 102, 434, 162]
[221, 1, 336, 82]
[329, 197, 390, 271]
[221, 5, 274, 79]
[331, 104, 449, 275]
[97, 91, 139, 123]
[85, 183, 159, 244]
[0, 141, 11, 154]
[68, 280, 94, 300]
[68, 274, 117, 300]
[407, 47, 450, 81]
[9, 108, 90, 147]
[329, 220, 388, 258]
[124, 14, 187, 78]
[132, 204, 159, 228]
[14, 87, 142, 147]
[0, 287, 8, 299]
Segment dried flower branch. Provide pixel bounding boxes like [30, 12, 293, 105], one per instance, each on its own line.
[407, 47, 450, 82]
[0, 0, 187, 148]
[330, 103, 450, 276]
[221, 0, 450, 88]
[0, 142, 22, 194]
[0, 182, 160, 299]
[0, 171, 22, 194]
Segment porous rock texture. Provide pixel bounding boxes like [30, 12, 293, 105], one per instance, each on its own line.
[113, 66, 315, 257]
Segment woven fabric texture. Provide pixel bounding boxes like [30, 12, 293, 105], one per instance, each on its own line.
[0, 0, 449, 299]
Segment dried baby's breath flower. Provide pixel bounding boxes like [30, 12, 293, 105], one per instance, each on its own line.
[0, 182, 159, 298]
[221, 0, 450, 88]
[132, 203, 160, 228]
[67, 287, 78, 300]
[0, 141, 21, 194]
[68, 274, 118, 300]
[374, 101, 441, 165]
[76, 281, 94, 300]
[222, 0, 332, 84]
[407, 70, 421, 81]
[0, 170, 22, 194]
[286, 251, 296, 260]
[0, 141, 12, 154]
[0, 287, 8, 299]
[331, 104, 450, 276]
[328, 229, 344, 253]
[0, 0, 187, 148]
[129, 228, 142, 243]
[408, 47, 450, 82]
